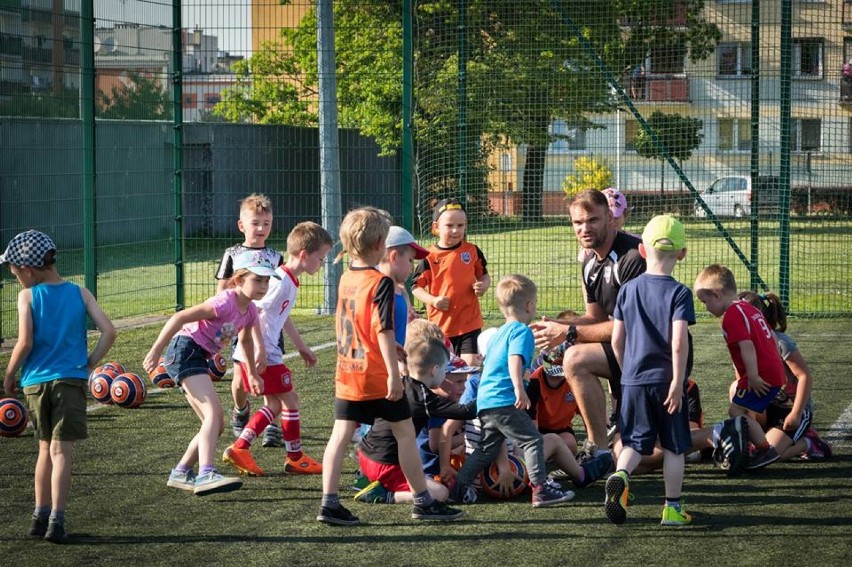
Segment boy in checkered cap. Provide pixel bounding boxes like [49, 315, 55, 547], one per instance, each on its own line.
[2, 230, 117, 543]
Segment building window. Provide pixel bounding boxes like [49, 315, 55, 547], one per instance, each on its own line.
[549, 119, 586, 152]
[499, 152, 513, 172]
[718, 43, 751, 77]
[182, 93, 197, 108]
[793, 38, 823, 78]
[649, 43, 685, 74]
[718, 118, 751, 151]
[204, 93, 220, 108]
[792, 119, 821, 152]
[625, 120, 639, 151]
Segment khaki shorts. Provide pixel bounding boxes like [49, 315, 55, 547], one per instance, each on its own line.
[23, 379, 88, 442]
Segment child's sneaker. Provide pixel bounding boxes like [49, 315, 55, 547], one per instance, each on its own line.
[353, 480, 389, 504]
[411, 500, 464, 521]
[317, 504, 360, 526]
[351, 470, 371, 491]
[222, 445, 265, 476]
[261, 423, 284, 448]
[285, 453, 323, 474]
[713, 416, 749, 475]
[166, 468, 197, 491]
[575, 451, 614, 488]
[661, 503, 693, 526]
[28, 516, 48, 537]
[604, 471, 630, 524]
[531, 482, 575, 508]
[44, 521, 67, 544]
[745, 446, 780, 470]
[802, 427, 833, 460]
[447, 480, 478, 504]
[193, 470, 243, 496]
[230, 405, 250, 438]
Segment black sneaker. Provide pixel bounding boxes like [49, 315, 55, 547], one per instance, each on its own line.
[44, 522, 67, 544]
[745, 446, 780, 470]
[28, 516, 48, 537]
[713, 416, 749, 476]
[531, 482, 575, 508]
[317, 504, 360, 526]
[447, 481, 478, 504]
[411, 500, 464, 521]
[575, 451, 614, 488]
[261, 423, 284, 448]
[230, 406, 250, 438]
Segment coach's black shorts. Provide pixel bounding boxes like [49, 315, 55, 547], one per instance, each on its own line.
[602, 342, 622, 397]
[334, 397, 411, 424]
[450, 329, 481, 356]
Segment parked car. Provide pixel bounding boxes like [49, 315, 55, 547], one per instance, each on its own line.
[694, 175, 780, 218]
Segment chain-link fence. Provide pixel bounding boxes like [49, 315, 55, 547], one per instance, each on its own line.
[2, 0, 851, 341]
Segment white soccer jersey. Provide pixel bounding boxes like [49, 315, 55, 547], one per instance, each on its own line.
[233, 265, 299, 365]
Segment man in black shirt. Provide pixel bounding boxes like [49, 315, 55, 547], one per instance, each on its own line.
[531, 190, 645, 452]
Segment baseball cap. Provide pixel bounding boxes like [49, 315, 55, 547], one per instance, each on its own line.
[432, 198, 465, 222]
[0, 229, 56, 267]
[232, 250, 281, 278]
[445, 355, 479, 375]
[386, 226, 429, 260]
[642, 214, 686, 251]
[477, 327, 499, 357]
[602, 188, 629, 219]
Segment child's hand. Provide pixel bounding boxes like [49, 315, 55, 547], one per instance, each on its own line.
[439, 465, 457, 484]
[433, 296, 450, 311]
[247, 374, 263, 396]
[664, 382, 684, 414]
[142, 351, 159, 374]
[783, 412, 801, 432]
[495, 462, 523, 498]
[386, 376, 403, 401]
[299, 347, 317, 368]
[472, 281, 488, 297]
[514, 388, 530, 410]
[4, 373, 16, 396]
[255, 358, 268, 375]
[748, 374, 771, 396]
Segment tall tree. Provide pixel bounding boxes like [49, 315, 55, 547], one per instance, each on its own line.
[634, 110, 703, 195]
[97, 73, 172, 121]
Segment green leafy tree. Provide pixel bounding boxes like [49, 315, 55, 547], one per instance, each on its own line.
[562, 155, 614, 198]
[633, 110, 703, 195]
[97, 73, 172, 120]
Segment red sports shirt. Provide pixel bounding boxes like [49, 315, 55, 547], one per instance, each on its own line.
[722, 300, 786, 390]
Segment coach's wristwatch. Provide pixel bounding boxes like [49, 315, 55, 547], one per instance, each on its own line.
[565, 324, 578, 346]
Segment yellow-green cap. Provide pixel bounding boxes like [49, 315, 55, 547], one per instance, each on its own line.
[642, 214, 686, 251]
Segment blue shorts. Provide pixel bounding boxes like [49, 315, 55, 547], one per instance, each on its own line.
[164, 336, 211, 385]
[619, 383, 692, 455]
[731, 386, 781, 414]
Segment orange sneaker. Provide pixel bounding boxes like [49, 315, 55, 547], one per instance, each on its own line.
[285, 453, 323, 475]
[222, 445, 265, 476]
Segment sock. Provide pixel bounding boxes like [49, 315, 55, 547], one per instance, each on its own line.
[386, 492, 396, 504]
[576, 467, 586, 484]
[199, 464, 215, 476]
[665, 497, 681, 509]
[413, 490, 434, 507]
[803, 437, 813, 451]
[711, 422, 723, 444]
[281, 409, 303, 460]
[617, 469, 630, 479]
[174, 463, 191, 474]
[235, 406, 275, 450]
[48, 510, 65, 524]
[234, 403, 249, 416]
[33, 506, 49, 520]
[322, 493, 340, 509]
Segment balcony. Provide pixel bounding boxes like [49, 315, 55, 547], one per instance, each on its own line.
[844, 1, 852, 29]
[628, 75, 689, 103]
[841, 77, 852, 105]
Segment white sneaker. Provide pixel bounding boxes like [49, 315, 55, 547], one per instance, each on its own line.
[193, 470, 243, 496]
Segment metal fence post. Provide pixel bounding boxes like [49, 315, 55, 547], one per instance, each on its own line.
[81, 0, 96, 301]
[779, 0, 792, 308]
[172, 0, 184, 311]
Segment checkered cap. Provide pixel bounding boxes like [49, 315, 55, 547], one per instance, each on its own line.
[0, 230, 56, 267]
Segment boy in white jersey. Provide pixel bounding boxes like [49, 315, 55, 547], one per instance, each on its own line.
[223, 222, 333, 476]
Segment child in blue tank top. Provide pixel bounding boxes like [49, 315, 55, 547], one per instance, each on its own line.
[2, 230, 116, 543]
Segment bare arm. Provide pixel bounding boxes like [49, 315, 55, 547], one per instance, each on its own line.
[142, 303, 217, 373]
[412, 285, 448, 311]
[3, 289, 33, 395]
[783, 349, 813, 430]
[378, 329, 402, 401]
[80, 287, 116, 371]
[239, 324, 263, 395]
[664, 320, 689, 414]
[509, 354, 529, 410]
[737, 340, 770, 395]
[283, 317, 317, 367]
[531, 301, 612, 349]
[611, 319, 625, 370]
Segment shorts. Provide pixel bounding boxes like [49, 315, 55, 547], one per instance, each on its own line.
[333, 397, 411, 424]
[539, 426, 576, 439]
[235, 362, 293, 395]
[731, 386, 781, 414]
[23, 379, 88, 442]
[164, 335, 211, 385]
[450, 329, 481, 356]
[619, 383, 692, 455]
[767, 399, 813, 442]
[358, 450, 410, 492]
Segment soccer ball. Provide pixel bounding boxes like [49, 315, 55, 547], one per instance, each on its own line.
[479, 453, 529, 499]
[207, 353, 227, 381]
[90, 369, 117, 404]
[101, 361, 126, 375]
[110, 373, 147, 408]
[0, 398, 28, 438]
[149, 356, 175, 388]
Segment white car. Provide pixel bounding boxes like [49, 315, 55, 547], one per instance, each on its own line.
[694, 175, 779, 218]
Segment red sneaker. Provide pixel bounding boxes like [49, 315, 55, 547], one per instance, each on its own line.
[285, 453, 323, 475]
[223, 445, 265, 476]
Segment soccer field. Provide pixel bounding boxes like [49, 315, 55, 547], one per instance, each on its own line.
[0, 317, 850, 566]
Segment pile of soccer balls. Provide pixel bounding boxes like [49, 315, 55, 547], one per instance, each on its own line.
[89, 362, 147, 409]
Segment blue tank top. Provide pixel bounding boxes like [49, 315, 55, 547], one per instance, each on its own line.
[21, 281, 89, 387]
[393, 291, 409, 346]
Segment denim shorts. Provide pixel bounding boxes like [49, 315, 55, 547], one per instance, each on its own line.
[164, 335, 211, 385]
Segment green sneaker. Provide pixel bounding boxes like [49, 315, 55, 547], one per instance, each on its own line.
[353, 480, 389, 504]
[661, 503, 692, 526]
[604, 471, 630, 525]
